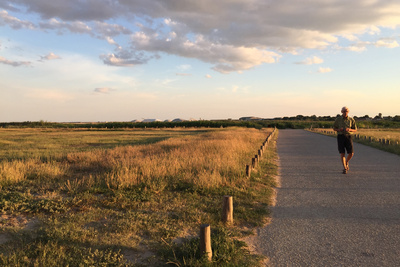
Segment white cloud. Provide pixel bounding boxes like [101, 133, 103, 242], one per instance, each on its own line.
[375, 39, 399, 48]
[318, 67, 333, 73]
[205, 74, 212, 79]
[296, 56, 324, 65]
[177, 64, 191, 71]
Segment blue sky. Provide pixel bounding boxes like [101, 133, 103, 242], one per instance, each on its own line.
[1, 0, 399, 122]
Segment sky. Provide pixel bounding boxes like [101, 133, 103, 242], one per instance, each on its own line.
[1, 0, 400, 122]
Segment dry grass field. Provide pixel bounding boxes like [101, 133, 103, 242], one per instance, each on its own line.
[0, 127, 278, 266]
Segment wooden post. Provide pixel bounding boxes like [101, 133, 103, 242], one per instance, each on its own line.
[222, 196, 233, 224]
[251, 158, 256, 168]
[200, 224, 212, 261]
[258, 149, 262, 158]
[246, 165, 251, 178]
[255, 155, 259, 167]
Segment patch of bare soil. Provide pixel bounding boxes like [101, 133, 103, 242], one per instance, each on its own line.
[0, 214, 40, 245]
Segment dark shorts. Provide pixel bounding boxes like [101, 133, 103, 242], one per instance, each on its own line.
[337, 134, 354, 154]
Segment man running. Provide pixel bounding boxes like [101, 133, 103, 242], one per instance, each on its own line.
[333, 106, 357, 174]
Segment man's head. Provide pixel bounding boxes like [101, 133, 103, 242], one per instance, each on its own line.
[341, 106, 349, 118]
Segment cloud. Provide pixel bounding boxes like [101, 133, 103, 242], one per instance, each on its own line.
[177, 64, 191, 71]
[9, 0, 121, 21]
[39, 18, 91, 34]
[205, 74, 212, 79]
[131, 31, 280, 73]
[0, 10, 34, 29]
[100, 51, 152, 67]
[2, 0, 400, 73]
[39, 52, 61, 61]
[0, 56, 31, 67]
[296, 56, 324, 65]
[375, 39, 399, 48]
[94, 87, 115, 94]
[318, 67, 333, 73]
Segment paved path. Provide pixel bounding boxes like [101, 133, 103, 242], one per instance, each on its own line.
[249, 129, 400, 266]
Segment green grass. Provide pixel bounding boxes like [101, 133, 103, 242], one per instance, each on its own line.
[0, 127, 278, 266]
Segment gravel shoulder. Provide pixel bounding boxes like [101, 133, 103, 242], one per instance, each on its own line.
[247, 129, 400, 267]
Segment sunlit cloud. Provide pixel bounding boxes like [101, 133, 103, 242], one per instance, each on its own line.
[0, 56, 31, 67]
[318, 67, 333, 73]
[0, 10, 34, 29]
[375, 39, 399, 48]
[39, 52, 61, 61]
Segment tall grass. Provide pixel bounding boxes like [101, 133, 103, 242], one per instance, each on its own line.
[0, 127, 277, 266]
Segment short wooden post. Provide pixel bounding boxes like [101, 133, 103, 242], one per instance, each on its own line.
[251, 158, 256, 168]
[246, 165, 251, 178]
[255, 155, 259, 167]
[258, 149, 262, 158]
[200, 224, 212, 261]
[222, 196, 233, 224]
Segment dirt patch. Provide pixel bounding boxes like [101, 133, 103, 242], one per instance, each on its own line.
[0, 214, 39, 230]
[123, 244, 159, 266]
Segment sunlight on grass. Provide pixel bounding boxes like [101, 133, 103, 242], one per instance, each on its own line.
[0, 127, 278, 266]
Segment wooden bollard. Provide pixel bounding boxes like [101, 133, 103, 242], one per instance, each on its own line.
[258, 149, 262, 158]
[251, 158, 256, 168]
[200, 224, 212, 261]
[246, 165, 251, 178]
[222, 196, 233, 224]
[255, 155, 259, 166]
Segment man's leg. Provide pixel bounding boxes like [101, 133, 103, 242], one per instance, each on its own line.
[340, 153, 347, 170]
[346, 153, 354, 170]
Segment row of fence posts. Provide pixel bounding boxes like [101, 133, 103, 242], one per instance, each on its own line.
[199, 128, 276, 261]
[353, 134, 399, 146]
[313, 129, 399, 146]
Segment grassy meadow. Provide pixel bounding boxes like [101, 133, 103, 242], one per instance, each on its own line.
[0, 127, 278, 266]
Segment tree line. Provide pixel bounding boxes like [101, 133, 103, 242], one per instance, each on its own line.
[1, 115, 399, 130]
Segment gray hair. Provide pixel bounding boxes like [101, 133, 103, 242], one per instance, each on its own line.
[341, 106, 349, 112]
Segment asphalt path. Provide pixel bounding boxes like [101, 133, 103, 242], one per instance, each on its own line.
[249, 129, 400, 266]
